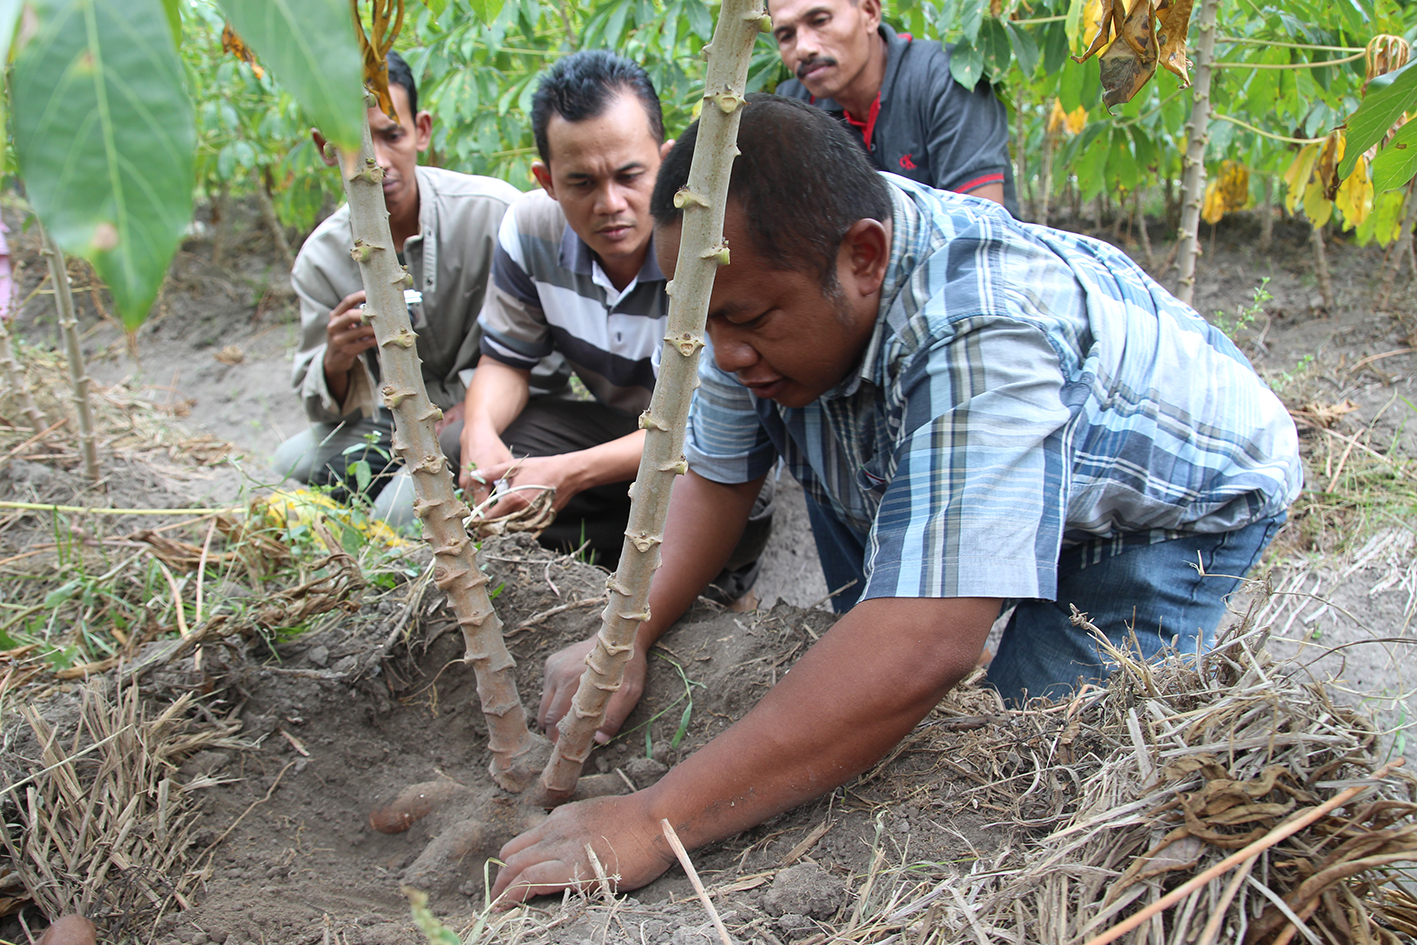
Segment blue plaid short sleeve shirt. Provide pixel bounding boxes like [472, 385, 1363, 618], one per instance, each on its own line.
[684, 176, 1302, 602]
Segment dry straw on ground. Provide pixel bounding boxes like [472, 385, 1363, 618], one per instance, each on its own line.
[460, 609, 1417, 945]
[0, 679, 250, 939]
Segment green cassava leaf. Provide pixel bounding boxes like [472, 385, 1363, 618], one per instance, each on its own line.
[0, 0, 24, 65]
[959, 0, 985, 43]
[1370, 119, 1417, 193]
[1041, 19, 1070, 75]
[978, 17, 1013, 81]
[215, 0, 363, 150]
[467, 0, 500, 24]
[416, 0, 449, 16]
[949, 39, 984, 90]
[1006, 20, 1040, 79]
[159, 0, 180, 45]
[12, 0, 195, 329]
[1339, 58, 1417, 179]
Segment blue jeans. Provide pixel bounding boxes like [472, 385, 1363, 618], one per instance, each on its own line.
[803, 496, 1286, 706]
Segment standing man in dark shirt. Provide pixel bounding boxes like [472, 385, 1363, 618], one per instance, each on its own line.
[771, 0, 1017, 212]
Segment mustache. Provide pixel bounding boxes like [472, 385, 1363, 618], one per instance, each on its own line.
[796, 56, 836, 80]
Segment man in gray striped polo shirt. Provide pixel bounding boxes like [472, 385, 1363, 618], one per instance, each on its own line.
[457, 51, 771, 598]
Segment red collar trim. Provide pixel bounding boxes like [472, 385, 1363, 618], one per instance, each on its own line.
[843, 92, 883, 151]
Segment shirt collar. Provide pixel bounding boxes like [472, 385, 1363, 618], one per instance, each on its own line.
[821, 177, 921, 400]
[877, 23, 910, 106]
[558, 225, 667, 284]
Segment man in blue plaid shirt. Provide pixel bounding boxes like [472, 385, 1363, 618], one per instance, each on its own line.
[493, 95, 1302, 903]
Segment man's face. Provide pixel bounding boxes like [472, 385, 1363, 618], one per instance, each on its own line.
[769, 0, 881, 103]
[368, 84, 432, 223]
[533, 92, 665, 276]
[657, 208, 886, 409]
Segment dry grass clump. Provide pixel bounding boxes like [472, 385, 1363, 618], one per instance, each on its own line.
[855, 613, 1417, 944]
[0, 678, 249, 938]
[0, 340, 233, 474]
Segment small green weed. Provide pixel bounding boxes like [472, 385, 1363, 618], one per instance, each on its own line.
[1214, 276, 1272, 338]
[624, 652, 706, 758]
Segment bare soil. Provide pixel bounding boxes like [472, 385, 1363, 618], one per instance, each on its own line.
[2, 201, 1417, 944]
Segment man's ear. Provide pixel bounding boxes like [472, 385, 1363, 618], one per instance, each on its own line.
[860, 0, 883, 30]
[840, 218, 890, 297]
[531, 161, 556, 197]
[414, 111, 433, 151]
[311, 129, 338, 168]
[660, 139, 675, 161]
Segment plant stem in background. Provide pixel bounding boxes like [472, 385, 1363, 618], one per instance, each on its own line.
[255, 168, 295, 268]
[1175, 0, 1221, 306]
[1040, 132, 1054, 226]
[0, 316, 46, 434]
[338, 95, 548, 793]
[1135, 190, 1153, 268]
[536, 0, 767, 800]
[40, 225, 98, 482]
[1311, 220, 1335, 308]
[1259, 176, 1274, 252]
[1016, 98, 1029, 219]
[1379, 179, 1417, 308]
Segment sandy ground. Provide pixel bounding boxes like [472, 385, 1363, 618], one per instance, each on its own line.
[4, 203, 1417, 943]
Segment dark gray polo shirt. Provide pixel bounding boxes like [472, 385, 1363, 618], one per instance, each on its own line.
[777, 23, 1017, 214]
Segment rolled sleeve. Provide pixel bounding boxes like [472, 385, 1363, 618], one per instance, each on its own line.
[684, 352, 778, 484]
[927, 67, 1011, 197]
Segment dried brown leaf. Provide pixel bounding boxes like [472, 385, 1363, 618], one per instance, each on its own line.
[1154, 0, 1193, 85]
[1098, 0, 1157, 108]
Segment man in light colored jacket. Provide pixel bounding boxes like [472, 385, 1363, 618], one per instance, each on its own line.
[276, 52, 558, 525]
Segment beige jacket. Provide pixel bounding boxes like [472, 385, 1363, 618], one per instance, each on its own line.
[291, 166, 521, 424]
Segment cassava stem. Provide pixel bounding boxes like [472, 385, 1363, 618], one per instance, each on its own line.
[536, 0, 768, 799]
[1173, 0, 1220, 306]
[0, 316, 46, 435]
[40, 226, 98, 482]
[338, 97, 548, 792]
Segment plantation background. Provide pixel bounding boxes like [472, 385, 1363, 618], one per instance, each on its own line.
[172, 0, 1417, 263]
[5, 0, 1417, 941]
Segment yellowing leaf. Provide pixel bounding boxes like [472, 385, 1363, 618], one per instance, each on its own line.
[1047, 98, 1089, 135]
[1373, 189, 1406, 244]
[1154, 0, 1193, 86]
[1076, 0, 1112, 57]
[1304, 176, 1334, 228]
[1316, 130, 1346, 201]
[1284, 144, 1318, 213]
[1074, 0, 1126, 62]
[1334, 154, 1374, 228]
[1217, 160, 1249, 210]
[1201, 161, 1248, 224]
[1202, 179, 1225, 224]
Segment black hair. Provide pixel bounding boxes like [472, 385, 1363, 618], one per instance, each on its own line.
[387, 50, 418, 117]
[650, 94, 891, 289]
[530, 50, 665, 163]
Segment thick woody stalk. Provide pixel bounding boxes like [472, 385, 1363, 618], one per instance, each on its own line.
[1174, 0, 1221, 306]
[339, 98, 548, 792]
[0, 317, 46, 434]
[40, 227, 98, 481]
[538, 0, 766, 798]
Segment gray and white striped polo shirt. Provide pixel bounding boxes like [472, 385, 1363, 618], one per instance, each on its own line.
[478, 189, 667, 416]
